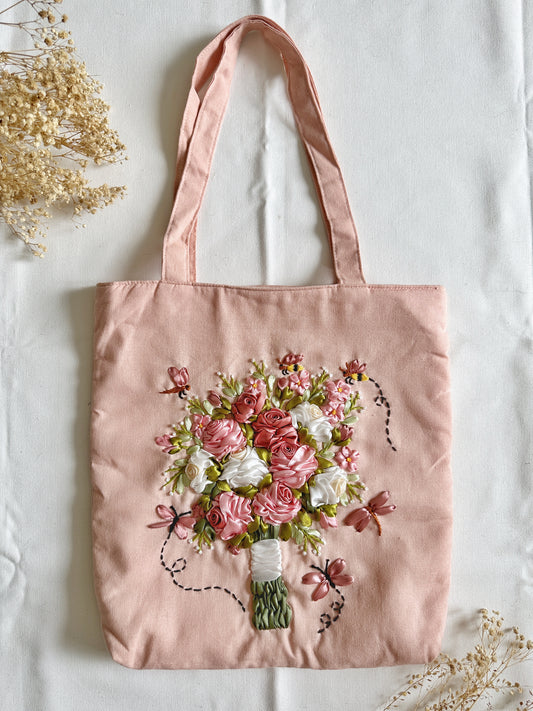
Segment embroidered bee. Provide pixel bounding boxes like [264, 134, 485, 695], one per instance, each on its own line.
[160, 366, 190, 398]
[341, 359, 369, 384]
[277, 353, 304, 375]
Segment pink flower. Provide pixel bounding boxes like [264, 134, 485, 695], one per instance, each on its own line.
[191, 414, 211, 439]
[252, 408, 298, 451]
[147, 505, 195, 540]
[319, 511, 338, 529]
[277, 370, 311, 395]
[338, 424, 354, 441]
[252, 481, 301, 525]
[202, 418, 246, 460]
[246, 377, 267, 394]
[334, 446, 360, 472]
[231, 386, 266, 424]
[154, 434, 175, 453]
[191, 502, 205, 520]
[270, 443, 318, 488]
[206, 491, 252, 540]
[207, 390, 222, 407]
[325, 379, 351, 402]
[321, 401, 345, 424]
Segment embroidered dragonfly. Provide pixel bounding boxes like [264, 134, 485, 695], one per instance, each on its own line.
[344, 490, 396, 536]
[160, 366, 190, 397]
[148, 505, 195, 539]
[302, 558, 354, 634]
[301, 558, 354, 601]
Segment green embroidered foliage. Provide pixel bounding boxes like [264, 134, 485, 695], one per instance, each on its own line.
[187, 397, 213, 416]
[291, 522, 323, 554]
[193, 518, 215, 549]
[162, 458, 190, 494]
[251, 576, 292, 630]
[217, 371, 244, 398]
[279, 522, 292, 540]
[297, 427, 319, 450]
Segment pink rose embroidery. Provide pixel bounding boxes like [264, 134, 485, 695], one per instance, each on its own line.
[270, 443, 318, 488]
[191, 414, 211, 439]
[252, 481, 302, 525]
[202, 418, 246, 460]
[206, 491, 252, 540]
[252, 408, 298, 450]
[334, 446, 360, 472]
[231, 386, 266, 424]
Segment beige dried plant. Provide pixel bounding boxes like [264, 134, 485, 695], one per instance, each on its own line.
[383, 609, 533, 711]
[0, 0, 126, 256]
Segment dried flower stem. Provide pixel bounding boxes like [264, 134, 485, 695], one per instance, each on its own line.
[382, 609, 533, 711]
[0, 0, 127, 256]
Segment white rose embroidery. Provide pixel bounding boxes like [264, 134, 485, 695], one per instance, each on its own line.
[290, 402, 333, 444]
[186, 449, 214, 493]
[219, 447, 269, 488]
[309, 465, 348, 507]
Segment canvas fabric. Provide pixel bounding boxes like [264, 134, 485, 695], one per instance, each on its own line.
[90, 15, 452, 669]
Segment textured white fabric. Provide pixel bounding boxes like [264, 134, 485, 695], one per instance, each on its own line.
[1, 0, 532, 708]
[250, 540, 283, 583]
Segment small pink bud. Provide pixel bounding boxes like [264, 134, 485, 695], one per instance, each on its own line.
[207, 390, 222, 407]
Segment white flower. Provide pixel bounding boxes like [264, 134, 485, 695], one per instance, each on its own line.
[185, 449, 214, 493]
[219, 447, 269, 488]
[290, 402, 333, 443]
[309, 465, 347, 507]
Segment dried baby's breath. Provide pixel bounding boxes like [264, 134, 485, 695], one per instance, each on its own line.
[0, 0, 126, 257]
[383, 609, 533, 711]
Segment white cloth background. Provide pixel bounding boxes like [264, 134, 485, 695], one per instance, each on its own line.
[1, 1, 532, 709]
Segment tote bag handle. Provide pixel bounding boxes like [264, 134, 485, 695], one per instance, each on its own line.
[162, 15, 365, 286]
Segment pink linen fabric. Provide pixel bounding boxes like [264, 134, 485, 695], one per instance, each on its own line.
[90, 16, 452, 669]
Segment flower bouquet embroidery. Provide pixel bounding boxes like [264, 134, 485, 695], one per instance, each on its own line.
[150, 354, 395, 631]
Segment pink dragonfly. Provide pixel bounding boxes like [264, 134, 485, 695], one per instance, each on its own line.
[340, 359, 369, 384]
[148, 505, 195, 539]
[160, 366, 190, 397]
[301, 558, 354, 601]
[344, 490, 396, 536]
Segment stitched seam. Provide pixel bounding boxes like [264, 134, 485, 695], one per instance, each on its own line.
[96, 281, 444, 292]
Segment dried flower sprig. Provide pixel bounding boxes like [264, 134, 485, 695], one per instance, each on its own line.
[382, 609, 533, 711]
[0, 0, 126, 256]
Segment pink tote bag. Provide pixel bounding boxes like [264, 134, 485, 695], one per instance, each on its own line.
[91, 15, 452, 669]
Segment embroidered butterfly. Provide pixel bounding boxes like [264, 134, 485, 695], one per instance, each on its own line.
[341, 359, 368, 384]
[160, 366, 190, 397]
[344, 490, 396, 536]
[148, 505, 195, 539]
[301, 558, 354, 601]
